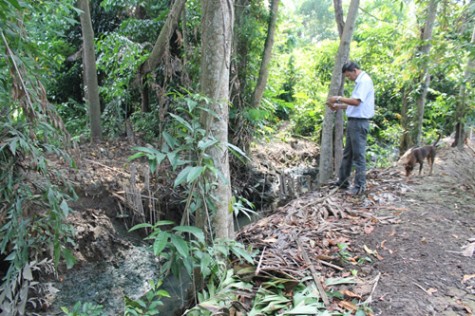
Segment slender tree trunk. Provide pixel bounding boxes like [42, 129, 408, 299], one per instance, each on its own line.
[453, 25, 475, 149]
[229, 0, 251, 150]
[333, 0, 345, 176]
[140, 0, 187, 75]
[251, 0, 279, 108]
[199, 0, 234, 239]
[138, 0, 186, 112]
[78, 0, 102, 142]
[400, 87, 413, 152]
[415, 0, 438, 145]
[333, 0, 344, 37]
[318, 0, 359, 185]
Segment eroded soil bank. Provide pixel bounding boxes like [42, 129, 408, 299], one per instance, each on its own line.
[40, 137, 474, 315]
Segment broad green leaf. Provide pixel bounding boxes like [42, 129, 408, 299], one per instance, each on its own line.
[169, 113, 192, 131]
[198, 138, 219, 150]
[186, 166, 204, 183]
[200, 253, 212, 277]
[128, 222, 154, 232]
[170, 234, 189, 258]
[174, 166, 192, 187]
[162, 131, 177, 149]
[231, 246, 254, 263]
[153, 232, 169, 256]
[173, 226, 205, 243]
[128, 151, 146, 161]
[227, 142, 250, 161]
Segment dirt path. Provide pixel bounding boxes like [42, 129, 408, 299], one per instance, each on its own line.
[355, 146, 475, 315]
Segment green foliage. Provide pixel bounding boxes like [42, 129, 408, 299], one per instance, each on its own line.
[57, 98, 89, 139]
[124, 280, 170, 316]
[0, 4, 78, 313]
[96, 33, 149, 137]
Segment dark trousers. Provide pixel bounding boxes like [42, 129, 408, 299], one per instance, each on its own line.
[339, 119, 369, 189]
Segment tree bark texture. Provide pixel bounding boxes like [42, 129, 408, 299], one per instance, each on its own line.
[332, 0, 345, 177]
[78, 0, 102, 143]
[415, 0, 438, 145]
[199, 0, 234, 239]
[140, 0, 187, 75]
[229, 0, 251, 150]
[318, 0, 359, 185]
[453, 24, 475, 149]
[251, 0, 279, 108]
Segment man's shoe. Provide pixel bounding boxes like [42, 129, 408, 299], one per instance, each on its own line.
[346, 187, 364, 196]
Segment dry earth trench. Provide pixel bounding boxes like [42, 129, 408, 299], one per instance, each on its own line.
[44, 137, 475, 316]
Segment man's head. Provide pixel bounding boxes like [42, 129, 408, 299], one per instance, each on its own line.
[342, 61, 361, 81]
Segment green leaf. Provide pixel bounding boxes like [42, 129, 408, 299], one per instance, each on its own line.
[8, 138, 18, 155]
[186, 166, 204, 183]
[129, 222, 153, 232]
[281, 305, 321, 314]
[153, 232, 169, 256]
[62, 247, 76, 269]
[172, 226, 205, 243]
[174, 166, 192, 187]
[170, 234, 189, 258]
[200, 253, 212, 277]
[60, 200, 70, 216]
[198, 138, 219, 150]
[227, 143, 250, 161]
[231, 246, 254, 263]
[169, 113, 192, 131]
[162, 131, 177, 149]
[7, 0, 21, 9]
[128, 151, 146, 161]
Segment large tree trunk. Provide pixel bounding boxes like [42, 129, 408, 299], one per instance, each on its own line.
[318, 0, 359, 185]
[415, 0, 438, 145]
[251, 0, 279, 108]
[78, 0, 102, 143]
[199, 0, 234, 239]
[453, 24, 475, 149]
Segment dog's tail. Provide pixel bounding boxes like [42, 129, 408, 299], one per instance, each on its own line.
[433, 133, 442, 147]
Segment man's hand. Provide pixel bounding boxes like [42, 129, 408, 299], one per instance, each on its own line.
[328, 96, 341, 104]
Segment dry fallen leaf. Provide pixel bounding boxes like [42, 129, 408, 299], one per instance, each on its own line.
[461, 242, 475, 257]
[340, 289, 362, 299]
[462, 274, 475, 283]
[338, 300, 358, 312]
[427, 288, 438, 295]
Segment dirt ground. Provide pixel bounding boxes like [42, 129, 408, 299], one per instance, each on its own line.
[354, 144, 475, 315]
[43, 135, 475, 315]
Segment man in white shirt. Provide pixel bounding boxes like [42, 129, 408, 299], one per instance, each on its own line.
[327, 61, 375, 195]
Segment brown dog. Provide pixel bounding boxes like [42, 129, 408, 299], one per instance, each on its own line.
[403, 134, 441, 177]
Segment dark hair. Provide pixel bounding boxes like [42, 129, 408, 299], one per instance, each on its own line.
[342, 61, 360, 73]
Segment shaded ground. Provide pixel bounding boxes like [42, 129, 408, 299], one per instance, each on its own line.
[42, 136, 475, 315]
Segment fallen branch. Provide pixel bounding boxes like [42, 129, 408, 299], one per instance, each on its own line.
[363, 272, 381, 304]
[292, 232, 330, 306]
